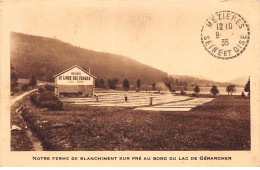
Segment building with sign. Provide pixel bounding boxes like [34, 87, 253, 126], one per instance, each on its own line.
[53, 65, 96, 97]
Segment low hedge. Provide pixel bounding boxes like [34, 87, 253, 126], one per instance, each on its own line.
[45, 84, 55, 92]
[30, 91, 62, 110]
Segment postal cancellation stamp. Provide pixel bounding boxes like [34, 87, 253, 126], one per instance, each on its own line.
[201, 11, 250, 60]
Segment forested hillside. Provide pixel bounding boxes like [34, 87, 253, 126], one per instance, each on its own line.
[11, 32, 169, 85]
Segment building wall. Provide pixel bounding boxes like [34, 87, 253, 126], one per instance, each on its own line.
[78, 85, 94, 95]
[55, 67, 95, 96]
[57, 84, 94, 96]
[56, 67, 94, 85]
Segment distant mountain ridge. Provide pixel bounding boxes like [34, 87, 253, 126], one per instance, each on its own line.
[11, 32, 245, 88]
[225, 77, 249, 86]
[170, 75, 245, 87]
[11, 32, 169, 85]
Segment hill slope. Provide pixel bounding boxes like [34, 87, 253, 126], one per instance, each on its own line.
[170, 75, 244, 87]
[11, 32, 170, 85]
[226, 77, 249, 86]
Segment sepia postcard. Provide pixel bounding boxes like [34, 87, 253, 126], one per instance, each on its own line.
[0, 0, 260, 167]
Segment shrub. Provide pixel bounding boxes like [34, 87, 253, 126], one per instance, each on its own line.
[108, 78, 119, 89]
[11, 87, 20, 93]
[21, 84, 29, 91]
[45, 84, 55, 92]
[210, 85, 219, 96]
[39, 91, 58, 102]
[38, 86, 45, 93]
[152, 83, 156, 90]
[191, 93, 197, 97]
[78, 91, 83, 96]
[30, 91, 62, 110]
[29, 75, 37, 87]
[241, 91, 246, 98]
[40, 100, 63, 110]
[194, 86, 200, 94]
[30, 92, 40, 106]
[226, 85, 236, 95]
[180, 90, 186, 95]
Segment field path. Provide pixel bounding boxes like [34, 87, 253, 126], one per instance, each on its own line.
[11, 89, 44, 151]
[10, 89, 37, 106]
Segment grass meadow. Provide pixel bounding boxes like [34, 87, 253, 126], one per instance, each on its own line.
[12, 94, 250, 151]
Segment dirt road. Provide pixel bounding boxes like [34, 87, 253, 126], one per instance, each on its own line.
[11, 88, 43, 151]
[10, 89, 37, 106]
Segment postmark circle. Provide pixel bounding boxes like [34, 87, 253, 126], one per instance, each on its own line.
[201, 11, 250, 59]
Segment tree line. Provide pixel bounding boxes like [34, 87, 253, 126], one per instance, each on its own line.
[95, 77, 189, 91]
[11, 64, 37, 93]
[11, 64, 250, 98]
[191, 79, 250, 98]
[95, 77, 250, 98]
[95, 78, 141, 91]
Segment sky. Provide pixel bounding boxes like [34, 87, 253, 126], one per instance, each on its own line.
[3, 0, 259, 82]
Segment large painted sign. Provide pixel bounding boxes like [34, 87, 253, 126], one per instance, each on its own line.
[56, 67, 94, 85]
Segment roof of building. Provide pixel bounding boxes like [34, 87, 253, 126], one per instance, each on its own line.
[53, 65, 97, 79]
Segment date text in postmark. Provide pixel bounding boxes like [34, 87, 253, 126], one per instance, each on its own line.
[201, 11, 250, 60]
